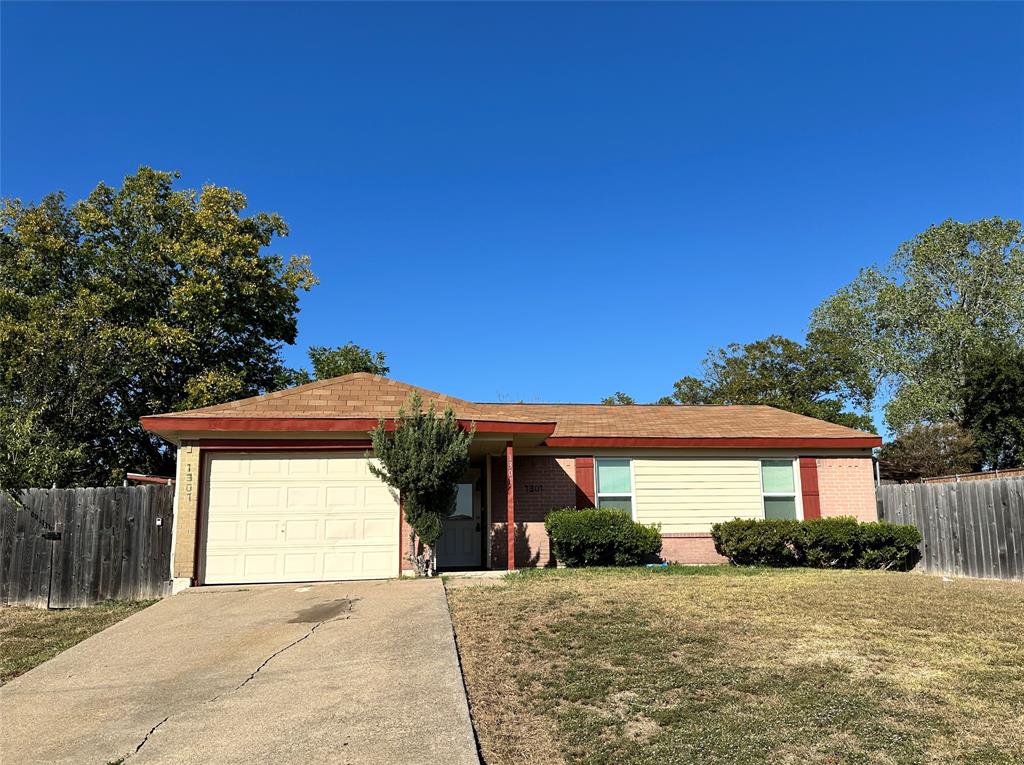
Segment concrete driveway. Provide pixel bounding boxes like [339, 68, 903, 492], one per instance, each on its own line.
[0, 579, 479, 765]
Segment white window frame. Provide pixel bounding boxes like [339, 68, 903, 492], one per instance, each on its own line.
[760, 457, 804, 521]
[594, 457, 636, 520]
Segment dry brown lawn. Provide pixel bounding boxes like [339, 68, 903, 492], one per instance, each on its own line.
[447, 567, 1024, 765]
[0, 600, 152, 685]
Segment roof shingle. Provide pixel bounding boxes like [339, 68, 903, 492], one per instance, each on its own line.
[154, 373, 876, 440]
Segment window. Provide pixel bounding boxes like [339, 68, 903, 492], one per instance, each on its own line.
[596, 458, 633, 516]
[452, 483, 474, 518]
[761, 459, 799, 520]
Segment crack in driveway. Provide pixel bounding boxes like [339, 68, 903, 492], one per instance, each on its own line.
[125, 605, 353, 760]
[232, 616, 333, 692]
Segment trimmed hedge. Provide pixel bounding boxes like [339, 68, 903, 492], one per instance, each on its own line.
[545, 507, 662, 567]
[710, 519, 801, 567]
[711, 517, 922, 571]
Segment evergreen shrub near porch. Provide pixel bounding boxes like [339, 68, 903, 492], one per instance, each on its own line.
[711, 517, 922, 571]
[545, 507, 662, 567]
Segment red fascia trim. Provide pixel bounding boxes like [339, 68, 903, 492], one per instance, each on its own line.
[141, 416, 555, 435]
[544, 436, 882, 448]
[198, 439, 373, 451]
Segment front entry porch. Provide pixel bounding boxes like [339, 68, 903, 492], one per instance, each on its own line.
[431, 436, 587, 573]
[432, 439, 522, 573]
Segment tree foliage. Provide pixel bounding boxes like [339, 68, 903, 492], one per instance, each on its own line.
[660, 332, 875, 430]
[280, 342, 389, 387]
[811, 217, 1023, 433]
[0, 167, 316, 487]
[878, 422, 979, 479]
[368, 392, 474, 575]
[963, 342, 1024, 470]
[601, 392, 636, 405]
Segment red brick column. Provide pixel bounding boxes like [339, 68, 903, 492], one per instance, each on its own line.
[506, 442, 515, 570]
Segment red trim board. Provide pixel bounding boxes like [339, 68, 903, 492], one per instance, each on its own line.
[199, 439, 373, 451]
[799, 457, 822, 520]
[544, 436, 881, 448]
[574, 456, 596, 508]
[506, 442, 515, 571]
[142, 416, 555, 435]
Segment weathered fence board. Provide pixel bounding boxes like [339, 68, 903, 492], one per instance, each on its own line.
[878, 477, 1024, 581]
[0, 485, 174, 608]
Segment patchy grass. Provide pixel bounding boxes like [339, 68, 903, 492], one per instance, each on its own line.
[448, 568, 1024, 765]
[0, 600, 153, 684]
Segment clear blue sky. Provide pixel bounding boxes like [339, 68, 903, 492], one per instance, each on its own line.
[3, 2, 1023, 419]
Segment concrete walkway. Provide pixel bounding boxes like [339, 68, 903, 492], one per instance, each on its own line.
[0, 579, 479, 765]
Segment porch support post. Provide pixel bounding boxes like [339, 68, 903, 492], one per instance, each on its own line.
[506, 441, 515, 570]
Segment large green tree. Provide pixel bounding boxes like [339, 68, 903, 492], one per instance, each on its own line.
[659, 332, 875, 430]
[963, 342, 1024, 470]
[280, 342, 389, 387]
[369, 392, 474, 576]
[0, 167, 316, 487]
[811, 217, 1023, 433]
[878, 422, 979, 479]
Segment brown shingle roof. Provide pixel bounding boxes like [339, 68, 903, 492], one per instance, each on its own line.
[152, 373, 876, 440]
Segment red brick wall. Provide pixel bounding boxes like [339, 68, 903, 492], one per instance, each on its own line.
[660, 533, 726, 564]
[489, 455, 577, 568]
[817, 457, 877, 522]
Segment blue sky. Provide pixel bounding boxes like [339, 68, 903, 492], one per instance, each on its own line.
[3, 2, 1022, 421]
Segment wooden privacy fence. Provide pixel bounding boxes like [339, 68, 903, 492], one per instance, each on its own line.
[0, 485, 174, 608]
[877, 477, 1024, 581]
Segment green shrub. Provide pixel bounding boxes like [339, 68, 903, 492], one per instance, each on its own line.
[711, 518, 801, 567]
[711, 517, 922, 571]
[545, 508, 662, 567]
[793, 517, 861, 568]
[857, 522, 923, 571]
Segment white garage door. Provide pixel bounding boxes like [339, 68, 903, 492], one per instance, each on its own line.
[202, 452, 399, 584]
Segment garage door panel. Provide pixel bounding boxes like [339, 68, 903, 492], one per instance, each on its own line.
[207, 520, 241, 543]
[203, 453, 399, 585]
[247, 487, 281, 507]
[208, 486, 242, 508]
[284, 486, 320, 508]
[365, 486, 398, 508]
[325, 486, 359, 506]
[204, 553, 239, 579]
[245, 520, 278, 542]
[283, 552, 318, 578]
[360, 549, 397, 575]
[285, 458, 325, 476]
[285, 519, 319, 541]
[325, 519, 358, 540]
[242, 554, 279, 578]
[249, 459, 286, 477]
[363, 517, 397, 541]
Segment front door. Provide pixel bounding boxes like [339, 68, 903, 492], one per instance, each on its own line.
[437, 483, 482, 568]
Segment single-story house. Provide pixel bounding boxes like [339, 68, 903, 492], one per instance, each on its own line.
[141, 373, 881, 589]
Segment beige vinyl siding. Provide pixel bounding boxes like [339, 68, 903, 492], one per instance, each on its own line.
[633, 457, 764, 533]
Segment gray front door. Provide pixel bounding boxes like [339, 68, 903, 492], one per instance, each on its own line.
[437, 483, 482, 568]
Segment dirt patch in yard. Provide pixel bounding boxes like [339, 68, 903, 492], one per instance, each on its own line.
[448, 567, 1024, 765]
